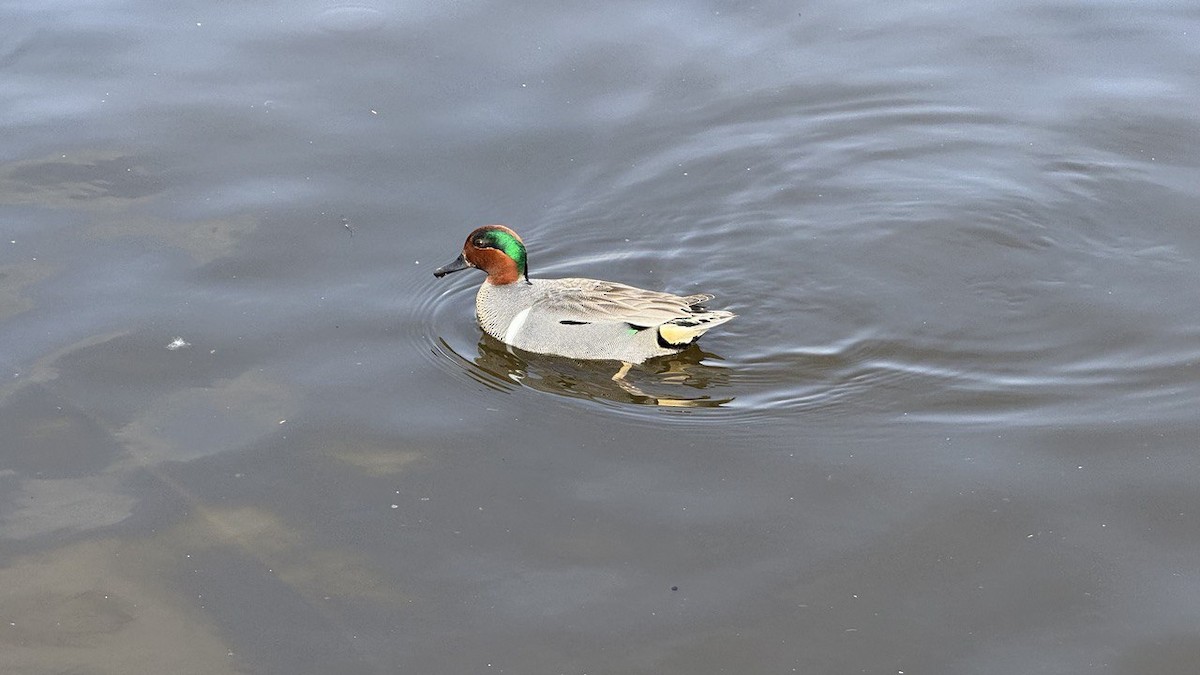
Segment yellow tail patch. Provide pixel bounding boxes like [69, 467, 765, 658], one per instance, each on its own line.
[658, 322, 701, 346]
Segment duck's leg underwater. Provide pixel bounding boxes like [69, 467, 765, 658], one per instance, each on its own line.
[611, 361, 633, 381]
[611, 361, 652, 399]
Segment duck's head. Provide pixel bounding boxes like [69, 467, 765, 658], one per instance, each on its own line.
[433, 224, 529, 285]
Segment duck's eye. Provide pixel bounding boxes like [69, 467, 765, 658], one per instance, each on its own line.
[473, 237, 487, 248]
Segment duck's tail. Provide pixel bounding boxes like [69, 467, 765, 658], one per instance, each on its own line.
[657, 310, 736, 347]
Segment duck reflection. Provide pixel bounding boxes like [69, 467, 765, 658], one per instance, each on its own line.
[471, 333, 733, 408]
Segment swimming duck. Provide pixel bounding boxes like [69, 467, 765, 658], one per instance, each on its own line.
[434, 225, 735, 365]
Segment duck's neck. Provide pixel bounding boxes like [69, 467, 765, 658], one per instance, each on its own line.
[486, 268, 524, 285]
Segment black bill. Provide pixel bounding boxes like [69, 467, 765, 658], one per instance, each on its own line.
[433, 253, 471, 278]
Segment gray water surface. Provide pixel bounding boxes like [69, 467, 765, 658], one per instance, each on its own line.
[3, 1, 1200, 673]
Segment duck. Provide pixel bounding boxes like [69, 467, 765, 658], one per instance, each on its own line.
[434, 225, 735, 367]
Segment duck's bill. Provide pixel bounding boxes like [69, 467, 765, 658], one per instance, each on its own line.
[433, 253, 471, 278]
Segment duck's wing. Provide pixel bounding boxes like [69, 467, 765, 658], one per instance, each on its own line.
[536, 279, 713, 327]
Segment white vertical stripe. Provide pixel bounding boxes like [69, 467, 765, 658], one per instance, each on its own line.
[503, 307, 532, 344]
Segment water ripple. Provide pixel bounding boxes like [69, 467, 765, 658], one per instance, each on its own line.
[412, 78, 1200, 434]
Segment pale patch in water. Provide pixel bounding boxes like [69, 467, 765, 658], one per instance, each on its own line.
[165, 337, 190, 350]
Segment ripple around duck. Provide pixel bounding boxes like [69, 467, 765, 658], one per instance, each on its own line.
[720, 325, 1200, 433]
[417, 247, 1200, 434]
[410, 268, 511, 392]
[413, 78, 1197, 432]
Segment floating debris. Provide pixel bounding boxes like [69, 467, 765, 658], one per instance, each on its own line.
[166, 337, 191, 351]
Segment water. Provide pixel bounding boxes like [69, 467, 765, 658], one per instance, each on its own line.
[3, 1, 1199, 673]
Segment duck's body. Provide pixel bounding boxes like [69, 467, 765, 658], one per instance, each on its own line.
[435, 225, 735, 364]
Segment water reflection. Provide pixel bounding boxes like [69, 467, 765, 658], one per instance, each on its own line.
[468, 332, 734, 408]
[5, 0, 1200, 671]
